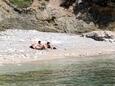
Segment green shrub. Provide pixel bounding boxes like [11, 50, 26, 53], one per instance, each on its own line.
[10, 0, 32, 8]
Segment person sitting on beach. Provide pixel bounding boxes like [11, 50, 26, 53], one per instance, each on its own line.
[30, 42, 38, 49]
[45, 42, 51, 49]
[30, 41, 45, 50]
[35, 41, 45, 50]
[44, 42, 56, 49]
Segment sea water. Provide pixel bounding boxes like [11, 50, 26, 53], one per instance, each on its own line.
[0, 55, 115, 86]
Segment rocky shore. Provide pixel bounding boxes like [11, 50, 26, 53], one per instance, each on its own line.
[0, 29, 115, 64]
[0, 0, 115, 65]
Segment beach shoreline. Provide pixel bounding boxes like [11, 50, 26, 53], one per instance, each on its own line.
[0, 29, 115, 65]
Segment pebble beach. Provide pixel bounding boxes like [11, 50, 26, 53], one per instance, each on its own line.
[0, 29, 115, 64]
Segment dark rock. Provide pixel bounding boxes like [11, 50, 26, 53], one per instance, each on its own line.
[83, 31, 115, 41]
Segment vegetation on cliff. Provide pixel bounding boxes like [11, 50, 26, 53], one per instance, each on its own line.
[10, 0, 32, 8]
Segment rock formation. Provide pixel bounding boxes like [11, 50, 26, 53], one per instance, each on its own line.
[0, 0, 114, 33]
[82, 31, 115, 42]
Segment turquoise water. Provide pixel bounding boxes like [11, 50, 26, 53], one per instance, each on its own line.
[0, 55, 115, 86]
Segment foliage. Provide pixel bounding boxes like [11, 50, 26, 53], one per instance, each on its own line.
[10, 0, 32, 8]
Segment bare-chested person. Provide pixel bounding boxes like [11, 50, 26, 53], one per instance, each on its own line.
[30, 41, 45, 50]
[35, 41, 45, 50]
[44, 42, 56, 49]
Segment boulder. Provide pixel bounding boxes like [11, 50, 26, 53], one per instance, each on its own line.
[82, 31, 115, 42]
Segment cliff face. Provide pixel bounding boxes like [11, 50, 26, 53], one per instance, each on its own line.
[61, 0, 115, 27]
[0, 0, 17, 20]
[0, 0, 114, 33]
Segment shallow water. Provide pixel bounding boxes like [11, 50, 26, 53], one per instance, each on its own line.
[0, 55, 115, 86]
